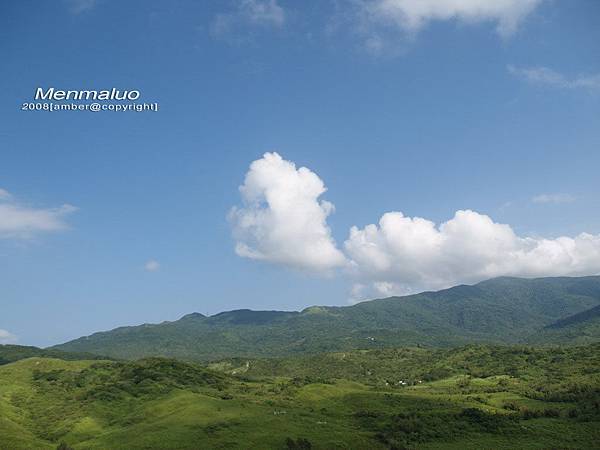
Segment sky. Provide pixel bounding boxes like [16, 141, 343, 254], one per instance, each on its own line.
[1, 0, 599, 347]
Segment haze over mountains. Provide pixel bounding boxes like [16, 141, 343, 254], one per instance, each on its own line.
[53, 276, 600, 361]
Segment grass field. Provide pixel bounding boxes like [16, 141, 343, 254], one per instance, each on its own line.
[0, 345, 598, 449]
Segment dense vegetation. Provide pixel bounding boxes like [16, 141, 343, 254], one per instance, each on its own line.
[0, 344, 598, 449]
[0, 345, 107, 366]
[528, 304, 600, 346]
[211, 344, 600, 388]
[53, 276, 600, 361]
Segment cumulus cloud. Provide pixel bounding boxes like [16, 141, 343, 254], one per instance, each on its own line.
[144, 259, 161, 272]
[229, 152, 347, 272]
[0, 189, 76, 239]
[0, 329, 17, 345]
[532, 193, 576, 204]
[357, 0, 544, 40]
[508, 65, 600, 91]
[345, 210, 600, 296]
[230, 155, 600, 297]
[211, 0, 285, 42]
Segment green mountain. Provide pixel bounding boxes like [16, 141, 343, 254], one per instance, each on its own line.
[53, 276, 600, 361]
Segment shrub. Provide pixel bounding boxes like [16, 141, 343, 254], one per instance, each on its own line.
[502, 401, 519, 411]
[543, 409, 561, 418]
[285, 437, 313, 449]
[56, 443, 74, 450]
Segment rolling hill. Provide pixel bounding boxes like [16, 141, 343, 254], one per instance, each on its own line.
[0, 344, 598, 449]
[52, 276, 600, 361]
[0, 345, 107, 366]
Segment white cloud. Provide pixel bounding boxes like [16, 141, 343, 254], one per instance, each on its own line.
[144, 259, 160, 272]
[508, 65, 600, 91]
[348, 283, 367, 304]
[532, 193, 576, 204]
[0, 329, 17, 345]
[211, 0, 285, 42]
[231, 155, 600, 296]
[357, 0, 544, 39]
[230, 152, 347, 272]
[0, 190, 76, 239]
[345, 210, 600, 295]
[240, 0, 285, 27]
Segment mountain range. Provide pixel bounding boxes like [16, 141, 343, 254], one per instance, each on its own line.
[52, 276, 600, 361]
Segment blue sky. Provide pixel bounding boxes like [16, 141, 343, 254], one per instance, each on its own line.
[1, 0, 599, 347]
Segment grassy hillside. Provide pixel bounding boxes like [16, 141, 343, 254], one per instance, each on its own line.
[0, 344, 598, 449]
[210, 344, 600, 387]
[53, 276, 600, 361]
[0, 345, 107, 366]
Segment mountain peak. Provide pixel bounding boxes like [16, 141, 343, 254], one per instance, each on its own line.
[180, 312, 206, 320]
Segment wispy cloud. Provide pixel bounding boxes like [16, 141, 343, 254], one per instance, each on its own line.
[0, 329, 17, 345]
[0, 189, 76, 239]
[508, 65, 600, 91]
[342, 0, 544, 55]
[144, 259, 161, 272]
[361, 0, 543, 37]
[210, 0, 285, 43]
[240, 0, 285, 27]
[532, 193, 576, 204]
[65, 0, 97, 15]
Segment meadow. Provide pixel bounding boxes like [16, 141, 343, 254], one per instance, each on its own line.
[0, 344, 598, 449]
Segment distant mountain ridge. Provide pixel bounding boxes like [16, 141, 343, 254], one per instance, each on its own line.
[52, 276, 600, 361]
[547, 304, 600, 329]
[525, 302, 600, 346]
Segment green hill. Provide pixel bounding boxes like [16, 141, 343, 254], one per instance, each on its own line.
[0, 345, 107, 366]
[0, 344, 598, 449]
[53, 276, 600, 361]
[211, 344, 600, 387]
